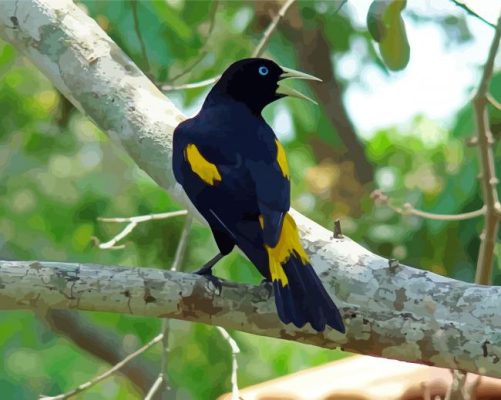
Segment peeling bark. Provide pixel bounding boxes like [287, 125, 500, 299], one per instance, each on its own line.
[0, 0, 500, 378]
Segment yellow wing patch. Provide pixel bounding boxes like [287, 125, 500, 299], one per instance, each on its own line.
[185, 144, 221, 186]
[264, 213, 309, 287]
[275, 139, 290, 179]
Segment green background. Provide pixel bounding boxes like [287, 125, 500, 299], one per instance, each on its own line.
[0, 0, 499, 398]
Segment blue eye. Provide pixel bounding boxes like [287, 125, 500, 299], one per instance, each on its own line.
[258, 66, 269, 76]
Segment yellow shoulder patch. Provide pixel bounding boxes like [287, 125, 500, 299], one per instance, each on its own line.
[264, 213, 309, 287]
[275, 139, 289, 179]
[185, 144, 221, 186]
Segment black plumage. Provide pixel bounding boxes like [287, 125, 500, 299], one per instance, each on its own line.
[172, 58, 345, 333]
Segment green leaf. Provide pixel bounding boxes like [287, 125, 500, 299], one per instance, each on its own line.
[379, 0, 410, 71]
[147, 0, 192, 41]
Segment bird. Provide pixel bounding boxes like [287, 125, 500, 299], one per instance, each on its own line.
[172, 58, 345, 333]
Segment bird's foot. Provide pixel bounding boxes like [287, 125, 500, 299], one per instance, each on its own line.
[193, 252, 224, 276]
[193, 266, 212, 275]
[195, 269, 223, 294]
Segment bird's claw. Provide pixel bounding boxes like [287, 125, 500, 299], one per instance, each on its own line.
[196, 271, 223, 295]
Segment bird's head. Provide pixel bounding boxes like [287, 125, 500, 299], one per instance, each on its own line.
[211, 58, 321, 114]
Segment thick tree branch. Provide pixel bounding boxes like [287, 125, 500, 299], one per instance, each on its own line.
[0, 0, 500, 378]
[1, 258, 501, 378]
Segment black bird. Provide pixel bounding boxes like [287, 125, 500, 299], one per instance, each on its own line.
[172, 58, 345, 333]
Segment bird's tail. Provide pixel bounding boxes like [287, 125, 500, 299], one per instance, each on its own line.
[265, 214, 345, 333]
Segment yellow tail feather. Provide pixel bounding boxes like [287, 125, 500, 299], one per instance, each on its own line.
[261, 213, 309, 287]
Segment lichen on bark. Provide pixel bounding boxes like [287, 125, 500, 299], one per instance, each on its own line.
[0, 0, 500, 378]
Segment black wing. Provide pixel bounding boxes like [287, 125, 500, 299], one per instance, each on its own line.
[244, 125, 290, 247]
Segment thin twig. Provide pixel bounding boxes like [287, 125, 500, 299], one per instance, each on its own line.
[162, 0, 296, 92]
[46, 210, 189, 399]
[43, 310, 159, 395]
[130, 0, 151, 76]
[93, 210, 187, 250]
[165, 0, 219, 85]
[40, 334, 164, 400]
[162, 76, 219, 91]
[332, 0, 348, 17]
[166, 53, 208, 85]
[252, 0, 296, 57]
[216, 327, 241, 400]
[143, 376, 163, 400]
[143, 321, 169, 400]
[450, 0, 496, 29]
[333, 219, 343, 238]
[487, 93, 501, 111]
[171, 215, 193, 272]
[398, 205, 486, 221]
[473, 14, 501, 285]
[144, 215, 193, 399]
[371, 190, 485, 221]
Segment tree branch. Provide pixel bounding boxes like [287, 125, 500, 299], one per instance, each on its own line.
[449, 0, 496, 29]
[473, 14, 501, 285]
[0, 0, 500, 379]
[1, 258, 501, 378]
[487, 93, 501, 111]
[130, 0, 151, 76]
[161, 0, 295, 92]
[216, 326, 241, 400]
[93, 210, 187, 250]
[144, 215, 192, 399]
[251, 0, 295, 58]
[160, 0, 219, 87]
[273, 1, 375, 183]
[371, 190, 486, 221]
[43, 310, 161, 397]
[40, 333, 164, 400]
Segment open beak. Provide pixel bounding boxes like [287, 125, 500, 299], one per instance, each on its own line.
[276, 66, 322, 105]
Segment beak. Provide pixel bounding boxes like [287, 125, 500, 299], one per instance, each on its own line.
[276, 66, 322, 105]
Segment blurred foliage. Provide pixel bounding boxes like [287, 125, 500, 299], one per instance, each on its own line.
[0, 0, 499, 399]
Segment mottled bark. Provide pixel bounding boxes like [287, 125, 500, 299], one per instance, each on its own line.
[1, 247, 501, 378]
[0, 0, 500, 378]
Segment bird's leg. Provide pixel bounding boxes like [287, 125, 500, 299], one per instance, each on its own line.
[193, 252, 224, 276]
[194, 253, 225, 294]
